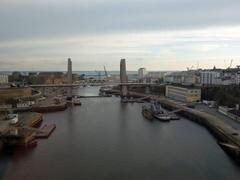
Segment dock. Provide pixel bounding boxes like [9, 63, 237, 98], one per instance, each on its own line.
[35, 124, 56, 138]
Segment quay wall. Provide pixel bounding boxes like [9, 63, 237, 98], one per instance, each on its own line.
[158, 98, 240, 146]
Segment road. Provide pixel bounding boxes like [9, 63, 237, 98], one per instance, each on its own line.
[194, 103, 240, 130]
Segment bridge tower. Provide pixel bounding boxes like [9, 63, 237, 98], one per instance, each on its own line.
[120, 59, 128, 97]
[67, 58, 72, 99]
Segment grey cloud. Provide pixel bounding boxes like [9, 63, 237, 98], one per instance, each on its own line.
[0, 0, 240, 41]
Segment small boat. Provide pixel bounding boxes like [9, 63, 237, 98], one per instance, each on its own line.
[153, 114, 171, 122]
[72, 97, 82, 105]
[121, 97, 128, 103]
[142, 105, 154, 120]
[8, 114, 19, 125]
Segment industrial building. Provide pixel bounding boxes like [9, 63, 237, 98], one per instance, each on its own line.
[165, 85, 201, 102]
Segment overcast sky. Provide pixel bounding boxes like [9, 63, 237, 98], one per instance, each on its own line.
[1, 0, 240, 71]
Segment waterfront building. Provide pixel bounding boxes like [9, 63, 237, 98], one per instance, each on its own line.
[165, 85, 201, 102]
[138, 68, 147, 79]
[0, 74, 8, 84]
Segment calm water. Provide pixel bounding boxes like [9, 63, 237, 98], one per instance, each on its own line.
[0, 87, 240, 180]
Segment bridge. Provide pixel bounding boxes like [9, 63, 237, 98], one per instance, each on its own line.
[30, 58, 159, 97]
[30, 82, 160, 88]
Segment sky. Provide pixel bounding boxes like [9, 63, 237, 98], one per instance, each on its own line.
[1, 0, 240, 71]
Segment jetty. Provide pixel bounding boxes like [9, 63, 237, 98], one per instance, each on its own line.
[35, 124, 56, 138]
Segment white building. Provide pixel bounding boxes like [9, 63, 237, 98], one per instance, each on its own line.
[200, 71, 221, 85]
[0, 74, 8, 84]
[138, 68, 147, 79]
[163, 71, 200, 85]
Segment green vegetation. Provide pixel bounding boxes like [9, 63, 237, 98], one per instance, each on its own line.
[202, 85, 240, 107]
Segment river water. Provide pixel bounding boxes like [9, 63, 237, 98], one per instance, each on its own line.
[0, 87, 240, 180]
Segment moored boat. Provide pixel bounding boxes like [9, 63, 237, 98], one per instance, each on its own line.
[142, 101, 180, 122]
[142, 105, 154, 120]
[153, 114, 171, 122]
[72, 97, 82, 106]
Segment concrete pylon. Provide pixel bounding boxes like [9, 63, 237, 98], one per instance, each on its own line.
[67, 58, 72, 99]
[120, 59, 128, 97]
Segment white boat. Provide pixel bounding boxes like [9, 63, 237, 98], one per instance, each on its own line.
[72, 97, 82, 105]
[153, 114, 171, 122]
[9, 114, 19, 125]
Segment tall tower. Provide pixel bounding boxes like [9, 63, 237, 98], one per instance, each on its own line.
[120, 59, 128, 97]
[67, 58, 72, 99]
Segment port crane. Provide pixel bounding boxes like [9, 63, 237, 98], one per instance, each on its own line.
[104, 65, 110, 78]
